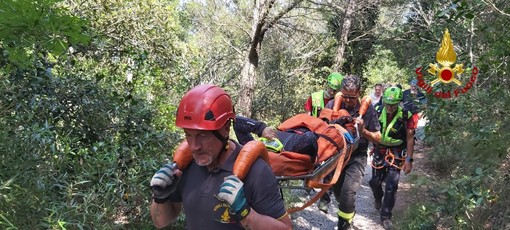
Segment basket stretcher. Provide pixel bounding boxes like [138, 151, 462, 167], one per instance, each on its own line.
[267, 122, 360, 213]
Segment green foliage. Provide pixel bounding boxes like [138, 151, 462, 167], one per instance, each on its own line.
[254, 16, 335, 122]
[1, 0, 509, 228]
[412, 86, 510, 228]
[178, 0, 251, 88]
[0, 0, 89, 67]
[382, 0, 510, 228]
[439, 168, 497, 228]
[426, 87, 509, 171]
[396, 203, 438, 229]
[469, 160, 510, 229]
[0, 0, 189, 228]
[0, 67, 182, 228]
[363, 45, 409, 92]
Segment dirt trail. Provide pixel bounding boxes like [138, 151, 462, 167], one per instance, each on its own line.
[290, 141, 429, 230]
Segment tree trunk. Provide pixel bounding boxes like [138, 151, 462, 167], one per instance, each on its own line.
[236, 0, 303, 117]
[238, 60, 258, 117]
[237, 0, 265, 117]
[333, 0, 356, 71]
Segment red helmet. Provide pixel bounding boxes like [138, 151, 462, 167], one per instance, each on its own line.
[176, 84, 235, 130]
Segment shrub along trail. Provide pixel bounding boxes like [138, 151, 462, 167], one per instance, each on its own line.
[290, 142, 429, 230]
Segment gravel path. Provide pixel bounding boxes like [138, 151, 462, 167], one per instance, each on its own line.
[289, 157, 385, 230]
[288, 151, 424, 229]
[289, 120, 427, 229]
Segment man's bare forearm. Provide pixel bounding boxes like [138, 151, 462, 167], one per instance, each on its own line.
[239, 209, 292, 230]
[150, 201, 182, 229]
[406, 129, 415, 158]
[362, 129, 381, 144]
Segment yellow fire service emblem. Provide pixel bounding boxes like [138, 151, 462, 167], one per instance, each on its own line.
[428, 29, 464, 86]
[415, 28, 478, 99]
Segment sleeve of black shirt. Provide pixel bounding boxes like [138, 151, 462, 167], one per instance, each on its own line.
[362, 104, 381, 132]
[325, 99, 334, 109]
[233, 116, 268, 145]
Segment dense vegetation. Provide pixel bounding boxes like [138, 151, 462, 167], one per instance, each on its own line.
[1, 0, 508, 229]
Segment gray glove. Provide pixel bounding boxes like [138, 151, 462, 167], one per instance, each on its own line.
[217, 175, 251, 221]
[150, 163, 180, 203]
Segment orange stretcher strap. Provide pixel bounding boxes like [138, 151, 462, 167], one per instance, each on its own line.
[287, 126, 350, 214]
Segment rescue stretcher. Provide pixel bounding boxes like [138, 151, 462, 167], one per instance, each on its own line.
[171, 121, 360, 214]
[171, 94, 372, 213]
[267, 94, 371, 213]
[270, 119, 360, 213]
[275, 135, 359, 190]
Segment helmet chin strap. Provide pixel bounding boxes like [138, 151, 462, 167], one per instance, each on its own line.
[212, 130, 229, 162]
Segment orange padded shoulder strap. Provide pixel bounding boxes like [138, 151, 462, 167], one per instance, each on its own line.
[172, 140, 269, 180]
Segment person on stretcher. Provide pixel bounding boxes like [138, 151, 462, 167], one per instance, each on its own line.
[234, 116, 319, 163]
[233, 115, 356, 164]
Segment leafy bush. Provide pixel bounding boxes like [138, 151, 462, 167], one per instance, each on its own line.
[396, 203, 438, 230]
[1, 0, 192, 227]
[0, 63, 183, 228]
[397, 85, 510, 228]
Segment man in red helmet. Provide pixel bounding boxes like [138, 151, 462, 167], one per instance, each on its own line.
[149, 84, 292, 230]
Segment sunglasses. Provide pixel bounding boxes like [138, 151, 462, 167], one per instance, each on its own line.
[343, 95, 359, 99]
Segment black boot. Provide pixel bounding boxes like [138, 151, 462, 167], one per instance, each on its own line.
[374, 197, 382, 210]
[318, 191, 331, 213]
[338, 217, 351, 230]
[382, 219, 392, 229]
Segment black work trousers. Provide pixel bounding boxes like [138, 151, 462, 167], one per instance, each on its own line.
[332, 150, 367, 215]
[369, 166, 401, 220]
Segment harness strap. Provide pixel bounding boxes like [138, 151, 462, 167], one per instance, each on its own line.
[311, 91, 325, 117]
[316, 133, 341, 150]
[371, 148, 406, 170]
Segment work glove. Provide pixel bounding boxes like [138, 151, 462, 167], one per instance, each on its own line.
[217, 175, 251, 221]
[150, 163, 180, 203]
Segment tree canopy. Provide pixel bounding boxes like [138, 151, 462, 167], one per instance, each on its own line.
[1, 0, 509, 228]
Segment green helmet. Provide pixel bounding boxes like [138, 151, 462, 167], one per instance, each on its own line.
[327, 72, 344, 90]
[383, 86, 403, 105]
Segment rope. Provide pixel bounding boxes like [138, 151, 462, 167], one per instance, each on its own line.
[371, 148, 405, 170]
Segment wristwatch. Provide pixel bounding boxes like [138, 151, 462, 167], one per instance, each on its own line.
[406, 156, 414, 163]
